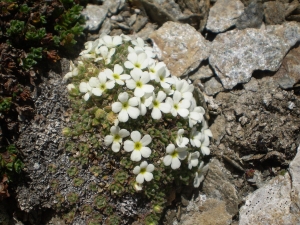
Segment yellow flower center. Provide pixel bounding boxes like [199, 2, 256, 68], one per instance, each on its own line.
[113, 74, 119, 79]
[140, 168, 146, 174]
[171, 151, 178, 158]
[136, 81, 143, 88]
[134, 142, 142, 150]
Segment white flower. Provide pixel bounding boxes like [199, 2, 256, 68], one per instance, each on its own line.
[187, 151, 200, 169]
[112, 92, 140, 122]
[149, 91, 171, 120]
[89, 73, 115, 96]
[176, 129, 189, 147]
[154, 64, 174, 88]
[121, 34, 132, 42]
[133, 182, 143, 191]
[190, 127, 202, 147]
[194, 161, 209, 188]
[79, 40, 99, 59]
[131, 37, 155, 58]
[138, 93, 153, 116]
[124, 52, 148, 70]
[95, 45, 115, 64]
[104, 64, 130, 85]
[126, 68, 154, 97]
[174, 79, 194, 100]
[200, 135, 210, 155]
[148, 61, 166, 80]
[133, 161, 154, 184]
[104, 126, 130, 152]
[166, 91, 190, 118]
[124, 131, 152, 161]
[189, 105, 205, 128]
[63, 61, 78, 80]
[79, 82, 93, 101]
[67, 84, 75, 91]
[101, 35, 122, 48]
[163, 144, 188, 170]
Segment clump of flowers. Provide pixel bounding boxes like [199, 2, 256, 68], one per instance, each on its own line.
[64, 34, 212, 224]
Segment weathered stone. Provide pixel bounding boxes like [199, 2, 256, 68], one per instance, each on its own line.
[285, 0, 299, 17]
[126, 14, 137, 26]
[209, 22, 300, 89]
[236, 1, 264, 30]
[135, 23, 158, 40]
[243, 77, 259, 92]
[103, 0, 125, 14]
[209, 114, 226, 144]
[289, 145, 300, 209]
[206, 0, 244, 33]
[99, 18, 111, 35]
[202, 159, 239, 215]
[150, 22, 210, 77]
[273, 45, 300, 89]
[189, 64, 214, 81]
[239, 146, 300, 225]
[263, 1, 285, 25]
[176, 0, 211, 31]
[132, 15, 148, 32]
[181, 199, 232, 225]
[81, 4, 108, 31]
[140, 0, 181, 25]
[204, 77, 225, 96]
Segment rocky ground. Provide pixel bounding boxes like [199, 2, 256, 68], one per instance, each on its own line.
[1, 0, 300, 224]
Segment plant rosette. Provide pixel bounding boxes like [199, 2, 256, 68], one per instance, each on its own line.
[64, 34, 212, 223]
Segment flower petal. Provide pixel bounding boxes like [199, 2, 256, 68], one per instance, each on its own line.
[131, 150, 142, 161]
[131, 131, 141, 142]
[146, 164, 154, 173]
[140, 147, 151, 158]
[171, 158, 181, 169]
[118, 92, 128, 102]
[119, 129, 130, 138]
[133, 166, 140, 175]
[127, 106, 140, 119]
[144, 172, 153, 181]
[136, 173, 144, 183]
[112, 142, 121, 152]
[151, 108, 162, 120]
[166, 144, 175, 153]
[104, 135, 113, 145]
[112, 102, 122, 113]
[114, 64, 123, 74]
[118, 109, 129, 122]
[163, 155, 172, 166]
[141, 135, 152, 146]
[124, 140, 134, 152]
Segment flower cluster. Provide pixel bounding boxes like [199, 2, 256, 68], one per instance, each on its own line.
[64, 34, 212, 191]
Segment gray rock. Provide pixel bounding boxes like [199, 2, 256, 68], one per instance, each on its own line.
[204, 77, 225, 96]
[135, 23, 158, 40]
[189, 65, 214, 81]
[263, 1, 285, 25]
[99, 18, 112, 35]
[243, 77, 259, 92]
[140, 0, 181, 25]
[181, 199, 232, 225]
[176, 0, 211, 31]
[103, 0, 125, 14]
[236, 1, 264, 30]
[126, 14, 137, 26]
[289, 145, 300, 210]
[206, 0, 244, 33]
[273, 45, 300, 89]
[209, 114, 226, 144]
[202, 159, 239, 216]
[132, 15, 148, 32]
[209, 22, 300, 89]
[81, 4, 108, 31]
[239, 146, 300, 225]
[150, 22, 211, 77]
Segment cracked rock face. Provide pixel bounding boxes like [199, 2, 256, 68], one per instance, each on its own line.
[206, 0, 244, 33]
[150, 21, 210, 77]
[239, 146, 300, 225]
[209, 22, 300, 89]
